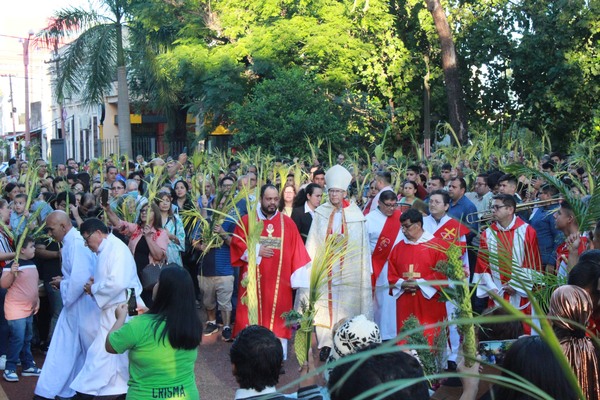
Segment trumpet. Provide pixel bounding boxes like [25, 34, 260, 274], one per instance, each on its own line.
[466, 197, 562, 224]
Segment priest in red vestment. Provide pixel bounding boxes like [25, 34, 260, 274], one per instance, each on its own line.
[474, 194, 542, 335]
[388, 208, 449, 345]
[230, 184, 311, 351]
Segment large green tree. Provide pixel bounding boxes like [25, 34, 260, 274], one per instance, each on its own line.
[40, 0, 134, 157]
[510, 0, 600, 143]
[141, 0, 419, 154]
[229, 68, 347, 155]
[119, 0, 599, 154]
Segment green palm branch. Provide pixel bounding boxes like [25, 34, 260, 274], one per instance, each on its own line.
[435, 243, 477, 367]
[284, 233, 351, 367]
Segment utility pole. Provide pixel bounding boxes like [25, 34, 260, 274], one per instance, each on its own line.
[22, 30, 34, 145]
[7, 75, 17, 137]
[45, 41, 66, 141]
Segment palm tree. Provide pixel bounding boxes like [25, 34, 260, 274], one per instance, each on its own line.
[39, 0, 133, 157]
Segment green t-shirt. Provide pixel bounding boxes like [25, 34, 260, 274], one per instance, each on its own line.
[109, 314, 199, 400]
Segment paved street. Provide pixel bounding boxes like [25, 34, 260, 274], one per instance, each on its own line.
[0, 328, 309, 400]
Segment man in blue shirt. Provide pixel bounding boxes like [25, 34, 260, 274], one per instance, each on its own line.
[448, 177, 479, 279]
[529, 184, 563, 273]
[448, 177, 478, 232]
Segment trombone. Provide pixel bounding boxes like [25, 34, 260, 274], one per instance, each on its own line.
[466, 197, 562, 224]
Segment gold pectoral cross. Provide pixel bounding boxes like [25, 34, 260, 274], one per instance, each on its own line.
[402, 264, 421, 296]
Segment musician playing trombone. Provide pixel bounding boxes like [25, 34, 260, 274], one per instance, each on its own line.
[473, 194, 542, 335]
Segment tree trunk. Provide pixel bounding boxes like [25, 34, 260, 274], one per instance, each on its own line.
[116, 66, 133, 157]
[116, 22, 132, 157]
[423, 54, 431, 157]
[425, 0, 468, 145]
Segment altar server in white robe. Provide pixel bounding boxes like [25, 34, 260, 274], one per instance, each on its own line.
[365, 190, 403, 340]
[70, 218, 144, 398]
[35, 211, 100, 400]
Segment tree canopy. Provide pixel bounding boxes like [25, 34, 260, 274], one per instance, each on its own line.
[48, 0, 600, 156]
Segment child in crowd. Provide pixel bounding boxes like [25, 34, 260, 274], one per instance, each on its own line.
[10, 194, 30, 236]
[0, 237, 42, 382]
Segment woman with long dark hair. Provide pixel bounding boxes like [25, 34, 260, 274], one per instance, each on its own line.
[172, 180, 195, 213]
[157, 191, 185, 266]
[106, 266, 201, 399]
[104, 202, 168, 306]
[489, 336, 577, 400]
[278, 184, 296, 217]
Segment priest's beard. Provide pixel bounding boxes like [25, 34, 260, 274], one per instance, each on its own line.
[261, 204, 277, 218]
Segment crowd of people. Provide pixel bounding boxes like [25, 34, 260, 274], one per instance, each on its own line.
[0, 148, 597, 399]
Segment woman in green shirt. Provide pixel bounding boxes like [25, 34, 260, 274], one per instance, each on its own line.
[106, 266, 202, 399]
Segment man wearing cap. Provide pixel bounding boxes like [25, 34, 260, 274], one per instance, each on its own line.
[304, 165, 373, 360]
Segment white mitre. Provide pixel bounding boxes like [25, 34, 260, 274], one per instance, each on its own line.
[325, 165, 352, 191]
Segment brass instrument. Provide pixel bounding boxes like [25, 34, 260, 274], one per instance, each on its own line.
[466, 197, 562, 224]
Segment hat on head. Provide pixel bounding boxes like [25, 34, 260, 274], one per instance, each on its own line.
[328, 314, 381, 362]
[325, 165, 352, 191]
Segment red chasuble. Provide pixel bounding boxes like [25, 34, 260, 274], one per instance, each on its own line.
[230, 212, 311, 339]
[388, 237, 449, 345]
[371, 209, 402, 288]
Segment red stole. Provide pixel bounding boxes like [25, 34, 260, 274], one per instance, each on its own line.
[432, 218, 469, 245]
[371, 209, 401, 287]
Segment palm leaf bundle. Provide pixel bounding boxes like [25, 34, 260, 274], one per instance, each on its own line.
[388, 162, 407, 193]
[46, 152, 53, 174]
[116, 196, 138, 223]
[435, 243, 477, 367]
[292, 163, 306, 191]
[143, 164, 166, 225]
[284, 233, 350, 367]
[87, 158, 101, 181]
[13, 206, 46, 264]
[14, 159, 42, 236]
[144, 164, 166, 203]
[348, 156, 371, 206]
[211, 148, 230, 172]
[374, 139, 385, 164]
[274, 164, 289, 191]
[179, 205, 210, 256]
[327, 139, 334, 168]
[238, 197, 264, 325]
[399, 314, 447, 385]
[306, 136, 325, 166]
[235, 149, 252, 173]
[180, 188, 246, 256]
